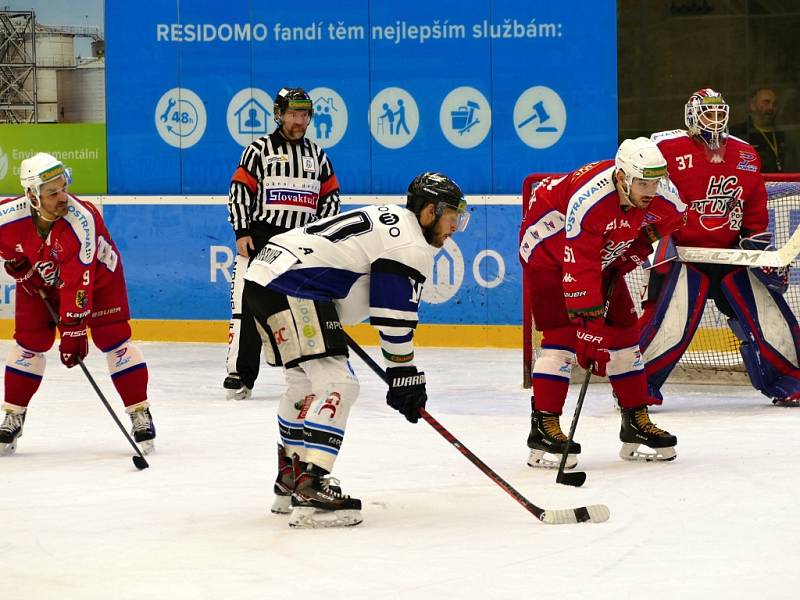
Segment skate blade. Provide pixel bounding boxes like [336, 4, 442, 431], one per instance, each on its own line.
[527, 449, 578, 470]
[288, 507, 363, 529]
[0, 439, 18, 456]
[138, 440, 155, 456]
[226, 387, 253, 401]
[619, 442, 676, 462]
[271, 495, 291, 515]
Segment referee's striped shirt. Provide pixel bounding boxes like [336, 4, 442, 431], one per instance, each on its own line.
[228, 130, 341, 236]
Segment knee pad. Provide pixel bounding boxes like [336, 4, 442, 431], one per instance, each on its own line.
[607, 345, 644, 379]
[278, 367, 313, 453]
[6, 343, 46, 380]
[91, 321, 132, 352]
[298, 356, 360, 471]
[532, 347, 575, 381]
[105, 339, 146, 379]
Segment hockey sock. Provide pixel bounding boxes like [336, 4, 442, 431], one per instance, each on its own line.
[105, 340, 148, 408]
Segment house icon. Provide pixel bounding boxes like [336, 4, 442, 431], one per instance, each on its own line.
[312, 96, 338, 140]
[234, 98, 270, 135]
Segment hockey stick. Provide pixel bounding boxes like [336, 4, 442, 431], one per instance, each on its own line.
[37, 290, 149, 470]
[555, 367, 591, 487]
[344, 332, 609, 525]
[675, 224, 800, 267]
[556, 279, 617, 488]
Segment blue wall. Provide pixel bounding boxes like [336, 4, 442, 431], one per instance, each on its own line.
[106, 0, 617, 195]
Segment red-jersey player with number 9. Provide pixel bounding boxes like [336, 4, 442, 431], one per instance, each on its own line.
[640, 88, 800, 407]
[519, 138, 687, 469]
[0, 153, 155, 455]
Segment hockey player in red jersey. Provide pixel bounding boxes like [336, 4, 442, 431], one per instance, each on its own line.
[641, 88, 800, 406]
[519, 138, 687, 467]
[0, 153, 154, 455]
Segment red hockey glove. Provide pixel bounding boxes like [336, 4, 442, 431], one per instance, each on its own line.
[59, 321, 88, 368]
[386, 366, 427, 424]
[574, 319, 613, 377]
[4, 258, 45, 297]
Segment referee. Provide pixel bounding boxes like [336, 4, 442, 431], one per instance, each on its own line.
[224, 87, 341, 399]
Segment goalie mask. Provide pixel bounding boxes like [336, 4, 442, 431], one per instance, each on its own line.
[19, 152, 72, 211]
[406, 172, 469, 243]
[273, 87, 313, 126]
[685, 88, 729, 152]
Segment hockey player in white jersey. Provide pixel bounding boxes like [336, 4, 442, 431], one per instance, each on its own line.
[243, 172, 469, 528]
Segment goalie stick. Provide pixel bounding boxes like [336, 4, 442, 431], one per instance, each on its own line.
[675, 223, 800, 267]
[344, 332, 610, 525]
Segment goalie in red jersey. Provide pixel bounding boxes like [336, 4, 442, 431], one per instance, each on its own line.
[641, 88, 800, 406]
[519, 138, 687, 467]
[0, 153, 155, 455]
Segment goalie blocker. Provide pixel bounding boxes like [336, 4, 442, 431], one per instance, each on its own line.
[639, 259, 800, 405]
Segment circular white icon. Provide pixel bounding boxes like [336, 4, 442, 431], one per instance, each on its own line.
[369, 87, 418, 149]
[154, 88, 207, 149]
[0, 146, 8, 180]
[226, 88, 275, 147]
[423, 238, 465, 304]
[306, 87, 348, 149]
[439, 87, 492, 149]
[513, 86, 567, 149]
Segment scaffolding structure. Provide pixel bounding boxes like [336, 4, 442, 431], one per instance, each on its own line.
[0, 10, 37, 123]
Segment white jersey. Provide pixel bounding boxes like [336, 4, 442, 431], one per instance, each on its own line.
[245, 204, 434, 365]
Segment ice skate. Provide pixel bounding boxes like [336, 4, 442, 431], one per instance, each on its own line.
[0, 409, 25, 456]
[526, 410, 581, 470]
[223, 375, 252, 401]
[772, 391, 800, 407]
[129, 407, 156, 455]
[619, 405, 677, 461]
[289, 459, 362, 529]
[271, 444, 303, 515]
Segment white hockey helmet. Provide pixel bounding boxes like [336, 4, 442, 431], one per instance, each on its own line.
[685, 88, 729, 150]
[20, 152, 71, 199]
[615, 137, 668, 190]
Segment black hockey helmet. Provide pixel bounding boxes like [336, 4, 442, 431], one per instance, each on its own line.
[273, 87, 313, 126]
[406, 172, 469, 232]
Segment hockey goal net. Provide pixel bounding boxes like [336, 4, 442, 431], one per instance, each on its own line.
[522, 172, 800, 388]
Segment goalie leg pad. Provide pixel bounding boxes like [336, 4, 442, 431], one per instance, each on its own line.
[721, 269, 800, 400]
[639, 262, 710, 395]
[299, 356, 360, 472]
[531, 327, 575, 414]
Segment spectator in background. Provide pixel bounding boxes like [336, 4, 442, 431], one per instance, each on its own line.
[730, 88, 789, 173]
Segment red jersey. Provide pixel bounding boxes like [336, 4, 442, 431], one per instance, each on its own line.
[651, 129, 768, 248]
[519, 160, 686, 319]
[0, 194, 124, 325]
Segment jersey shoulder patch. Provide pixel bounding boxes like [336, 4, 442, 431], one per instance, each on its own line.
[0, 197, 31, 228]
[64, 197, 97, 265]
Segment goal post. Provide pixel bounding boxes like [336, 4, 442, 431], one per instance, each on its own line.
[521, 172, 800, 389]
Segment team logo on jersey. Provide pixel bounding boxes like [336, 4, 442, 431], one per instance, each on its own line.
[267, 188, 319, 208]
[35, 261, 61, 287]
[601, 239, 633, 268]
[736, 151, 758, 173]
[75, 289, 88, 308]
[693, 176, 743, 231]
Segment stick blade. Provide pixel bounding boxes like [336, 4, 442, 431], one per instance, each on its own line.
[539, 504, 610, 525]
[556, 471, 586, 487]
[132, 455, 149, 470]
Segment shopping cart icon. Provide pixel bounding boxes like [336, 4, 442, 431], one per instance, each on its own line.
[450, 100, 481, 135]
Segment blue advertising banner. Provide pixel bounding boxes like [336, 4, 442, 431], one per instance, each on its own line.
[103, 202, 523, 325]
[106, 0, 617, 195]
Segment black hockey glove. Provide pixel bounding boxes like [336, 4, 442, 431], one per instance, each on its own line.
[386, 367, 427, 424]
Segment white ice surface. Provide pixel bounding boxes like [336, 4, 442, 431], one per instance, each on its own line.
[2, 341, 799, 600]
